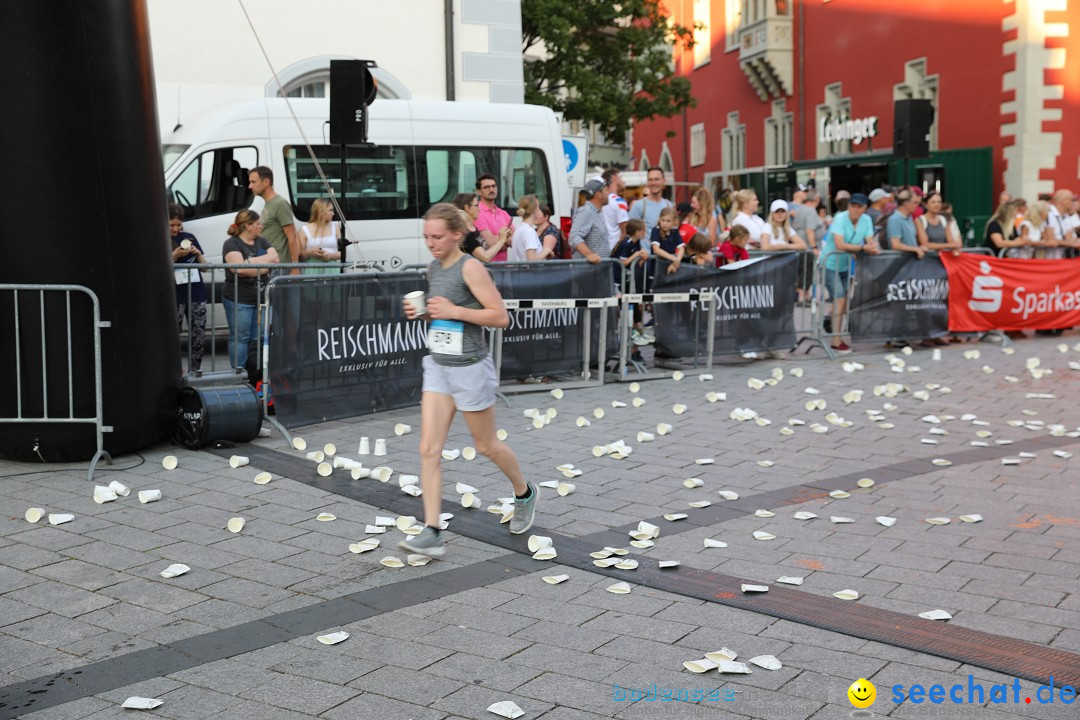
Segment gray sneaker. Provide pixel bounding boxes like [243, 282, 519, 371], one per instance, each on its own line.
[398, 526, 446, 557]
[509, 482, 538, 535]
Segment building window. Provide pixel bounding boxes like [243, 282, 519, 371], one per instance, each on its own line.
[639, 149, 651, 171]
[722, 111, 746, 171]
[725, 0, 742, 52]
[693, 0, 712, 68]
[690, 123, 707, 167]
[815, 83, 853, 159]
[894, 58, 939, 153]
[764, 99, 793, 166]
[284, 81, 326, 98]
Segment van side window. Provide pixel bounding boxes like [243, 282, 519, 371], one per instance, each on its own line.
[167, 146, 257, 220]
[418, 147, 551, 213]
[285, 145, 416, 221]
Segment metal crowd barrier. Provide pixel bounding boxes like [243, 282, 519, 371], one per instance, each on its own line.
[0, 284, 112, 481]
[748, 249, 820, 354]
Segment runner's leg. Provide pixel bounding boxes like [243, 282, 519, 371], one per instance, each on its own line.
[418, 391, 456, 528]
[462, 406, 527, 496]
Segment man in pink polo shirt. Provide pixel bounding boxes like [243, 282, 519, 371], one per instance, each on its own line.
[474, 173, 513, 262]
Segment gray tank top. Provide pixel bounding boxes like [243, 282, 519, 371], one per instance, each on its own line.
[923, 215, 948, 245]
[427, 255, 488, 367]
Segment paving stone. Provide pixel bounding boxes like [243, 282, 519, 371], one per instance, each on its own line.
[433, 683, 555, 720]
[61, 541, 155, 571]
[0, 543, 64, 570]
[0, 594, 48, 627]
[334, 629, 454, 668]
[20, 695, 112, 720]
[347, 664, 465, 705]
[237, 673, 359, 714]
[167, 658, 280, 693]
[5, 581, 116, 618]
[96, 577, 206, 614]
[30, 559, 129, 592]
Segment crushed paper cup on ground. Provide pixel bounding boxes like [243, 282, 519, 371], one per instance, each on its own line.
[683, 478, 704, 489]
[793, 511, 817, 520]
[364, 525, 387, 534]
[93, 485, 118, 504]
[407, 554, 431, 566]
[750, 655, 783, 670]
[688, 500, 711, 508]
[857, 478, 875, 488]
[828, 490, 850, 499]
[755, 510, 775, 518]
[121, 697, 163, 710]
[606, 582, 632, 594]
[925, 517, 951, 525]
[752, 531, 775, 541]
[717, 660, 753, 674]
[658, 560, 679, 569]
[683, 658, 718, 673]
[253, 471, 272, 485]
[919, 609, 953, 621]
[138, 490, 161, 504]
[159, 563, 190, 579]
[705, 648, 738, 662]
[959, 514, 983, 523]
[663, 513, 688, 522]
[316, 513, 337, 522]
[875, 516, 897, 527]
[703, 538, 728, 548]
[227, 517, 245, 533]
[487, 700, 525, 719]
[695, 458, 714, 465]
[442, 449, 461, 461]
[532, 548, 557, 560]
[741, 584, 769, 593]
[349, 539, 380, 553]
[776, 576, 804, 585]
[833, 589, 860, 600]
[718, 490, 740, 500]
[379, 556, 404, 568]
[317, 631, 349, 645]
[161, 455, 178, 470]
[543, 574, 569, 584]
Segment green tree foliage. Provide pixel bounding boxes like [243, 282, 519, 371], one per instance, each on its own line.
[522, 0, 697, 146]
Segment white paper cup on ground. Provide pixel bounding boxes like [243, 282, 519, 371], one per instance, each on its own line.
[227, 517, 245, 533]
[394, 423, 412, 436]
[371, 466, 392, 482]
[24, 507, 44, 523]
[317, 462, 333, 477]
[306, 450, 325, 463]
[374, 439, 387, 456]
[229, 455, 249, 468]
[159, 563, 190, 579]
[461, 492, 482, 508]
[48, 513, 74, 525]
[323, 443, 336, 456]
[93, 485, 118, 504]
[557, 482, 575, 496]
[108, 480, 130, 496]
[138, 489, 161, 504]
[496, 429, 508, 440]
[637, 431, 655, 443]
[292, 437, 307, 451]
[350, 467, 371, 480]
[253, 471, 272, 485]
[462, 447, 477, 460]
[161, 455, 178, 470]
[528, 535, 553, 552]
[358, 437, 370, 455]
[258, 427, 272, 437]
[672, 404, 687, 415]
[657, 423, 673, 435]
[404, 290, 427, 315]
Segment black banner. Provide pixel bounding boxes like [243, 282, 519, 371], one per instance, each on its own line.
[268, 271, 429, 428]
[651, 255, 798, 357]
[488, 261, 614, 380]
[849, 254, 949, 341]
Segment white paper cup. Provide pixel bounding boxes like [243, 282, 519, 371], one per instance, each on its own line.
[138, 489, 162, 504]
[258, 427, 272, 437]
[496, 429, 508, 441]
[25, 507, 44, 523]
[404, 290, 427, 316]
[637, 431, 655, 443]
[351, 467, 371, 480]
[306, 450, 325, 463]
[398, 474, 419, 487]
[108, 480, 130, 497]
[323, 443, 337, 456]
[93, 485, 118, 504]
[229, 455, 249, 468]
[461, 492, 481, 508]
[374, 439, 387, 456]
[372, 466, 392, 482]
[292, 437, 307, 451]
[180, 239, 192, 250]
[575, 416, 591, 427]
[333, 456, 358, 469]
[672, 404, 688, 415]
[557, 482, 575, 496]
[162, 455, 178, 470]
[550, 388, 564, 399]
[358, 437, 370, 455]
[657, 423, 673, 435]
[317, 462, 333, 477]
[528, 535, 553, 552]
[394, 423, 412, 436]
[253, 472, 272, 485]
[227, 517, 245, 533]
[462, 447, 477, 460]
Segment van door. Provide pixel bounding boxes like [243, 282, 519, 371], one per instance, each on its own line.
[166, 144, 261, 261]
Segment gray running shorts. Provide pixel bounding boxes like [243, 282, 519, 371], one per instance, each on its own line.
[422, 354, 498, 411]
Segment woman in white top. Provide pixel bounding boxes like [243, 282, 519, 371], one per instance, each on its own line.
[728, 189, 771, 249]
[762, 199, 806, 251]
[1015, 200, 1055, 259]
[508, 194, 547, 262]
[300, 198, 341, 275]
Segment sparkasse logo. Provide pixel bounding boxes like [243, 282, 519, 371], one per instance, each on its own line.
[969, 260, 1003, 313]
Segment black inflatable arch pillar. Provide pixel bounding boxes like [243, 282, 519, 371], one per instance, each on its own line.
[0, 0, 181, 461]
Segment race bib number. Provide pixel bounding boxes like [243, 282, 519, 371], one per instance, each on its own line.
[174, 268, 200, 285]
[428, 319, 464, 356]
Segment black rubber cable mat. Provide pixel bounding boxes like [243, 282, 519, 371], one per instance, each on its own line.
[221, 443, 1080, 689]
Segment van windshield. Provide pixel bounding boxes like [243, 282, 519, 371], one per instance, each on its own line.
[162, 144, 190, 172]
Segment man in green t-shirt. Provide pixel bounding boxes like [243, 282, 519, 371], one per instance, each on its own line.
[248, 166, 299, 275]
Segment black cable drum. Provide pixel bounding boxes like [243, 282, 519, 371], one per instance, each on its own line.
[173, 386, 262, 450]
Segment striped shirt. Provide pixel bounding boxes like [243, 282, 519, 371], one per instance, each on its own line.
[569, 202, 609, 259]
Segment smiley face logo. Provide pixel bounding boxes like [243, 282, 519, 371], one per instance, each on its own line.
[848, 678, 876, 708]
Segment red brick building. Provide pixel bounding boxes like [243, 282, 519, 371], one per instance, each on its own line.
[631, 0, 1079, 235]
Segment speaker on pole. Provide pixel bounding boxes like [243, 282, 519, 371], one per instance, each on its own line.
[894, 99, 934, 158]
[330, 59, 378, 145]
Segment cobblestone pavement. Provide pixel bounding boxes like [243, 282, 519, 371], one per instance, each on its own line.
[2, 335, 1080, 720]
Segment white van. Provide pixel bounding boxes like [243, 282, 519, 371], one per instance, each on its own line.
[162, 98, 572, 267]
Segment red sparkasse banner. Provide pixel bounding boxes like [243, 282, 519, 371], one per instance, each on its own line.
[941, 252, 1080, 331]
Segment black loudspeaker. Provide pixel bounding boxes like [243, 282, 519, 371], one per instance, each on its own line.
[330, 59, 378, 145]
[894, 99, 934, 158]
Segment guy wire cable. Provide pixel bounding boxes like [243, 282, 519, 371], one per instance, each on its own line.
[236, 0, 368, 268]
